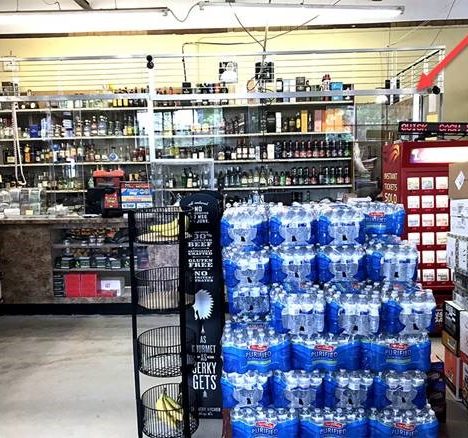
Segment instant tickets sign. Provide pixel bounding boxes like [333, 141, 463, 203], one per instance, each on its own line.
[181, 192, 224, 419]
[382, 142, 401, 204]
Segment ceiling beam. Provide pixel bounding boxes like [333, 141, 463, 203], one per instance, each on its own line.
[73, 0, 92, 10]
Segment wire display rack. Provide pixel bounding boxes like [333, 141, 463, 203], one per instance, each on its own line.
[129, 207, 198, 438]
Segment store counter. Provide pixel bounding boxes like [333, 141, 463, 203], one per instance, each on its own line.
[0, 216, 127, 305]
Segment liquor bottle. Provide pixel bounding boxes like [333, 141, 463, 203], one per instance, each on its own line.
[279, 171, 286, 186]
[282, 117, 289, 133]
[318, 167, 325, 185]
[242, 141, 249, 160]
[235, 167, 241, 187]
[319, 141, 325, 158]
[247, 170, 254, 186]
[281, 142, 288, 159]
[241, 171, 248, 187]
[312, 141, 319, 158]
[344, 166, 351, 184]
[230, 145, 237, 160]
[331, 140, 337, 158]
[345, 141, 352, 157]
[307, 111, 313, 132]
[330, 167, 336, 185]
[23, 144, 31, 163]
[310, 167, 317, 185]
[288, 116, 295, 133]
[253, 167, 260, 185]
[336, 166, 344, 184]
[324, 167, 330, 184]
[306, 141, 312, 158]
[259, 166, 267, 186]
[217, 170, 225, 189]
[186, 168, 194, 188]
[90, 116, 98, 136]
[285, 171, 292, 186]
[267, 168, 274, 186]
[325, 141, 331, 158]
[249, 142, 255, 160]
[300, 141, 307, 158]
[235, 141, 242, 160]
[225, 145, 232, 160]
[192, 171, 199, 189]
[297, 167, 304, 185]
[217, 147, 225, 161]
[337, 140, 344, 157]
[287, 141, 293, 159]
[304, 167, 310, 185]
[294, 141, 301, 159]
[295, 112, 301, 132]
[273, 171, 280, 186]
[305, 80, 312, 102]
[291, 167, 297, 185]
[181, 168, 188, 188]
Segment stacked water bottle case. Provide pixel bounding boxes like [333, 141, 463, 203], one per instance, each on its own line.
[220, 202, 439, 438]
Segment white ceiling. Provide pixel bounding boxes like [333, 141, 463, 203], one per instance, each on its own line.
[0, 0, 466, 34]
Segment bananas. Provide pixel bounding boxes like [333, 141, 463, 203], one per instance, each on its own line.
[155, 391, 183, 428]
[149, 217, 190, 238]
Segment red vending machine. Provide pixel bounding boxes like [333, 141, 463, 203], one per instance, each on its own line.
[382, 138, 468, 332]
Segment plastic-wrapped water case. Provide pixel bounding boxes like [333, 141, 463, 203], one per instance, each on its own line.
[271, 288, 326, 336]
[222, 325, 291, 373]
[323, 369, 374, 409]
[361, 334, 431, 373]
[381, 289, 436, 335]
[272, 370, 325, 409]
[299, 407, 368, 438]
[231, 407, 299, 438]
[366, 243, 418, 283]
[270, 245, 317, 285]
[222, 247, 270, 288]
[316, 204, 365, 246]
[368, 407, 439, 438]
[291, 333, 361, 372]
[373, 370, 427, 410]
[221, 370, 272, 408]
[221, 204, 269, 248]
[317, 245, 366, 283]
[360, 202, 405, 236]
[326, 291, 381, 336]
[269, 204, 317, 247]
[227, 285, 270, 317]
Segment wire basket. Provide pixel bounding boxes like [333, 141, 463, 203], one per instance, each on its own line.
[141, 383, 199, 438]
[138, 326, 196, 377]
[134, 207, 192, 245]
[136, 267, 194, 312]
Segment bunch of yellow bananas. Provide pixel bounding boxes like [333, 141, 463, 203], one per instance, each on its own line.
[149, 217, 190, 238]
[155, 391, 183, 429]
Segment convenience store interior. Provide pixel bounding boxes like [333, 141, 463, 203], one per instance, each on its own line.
[1, 1, 468, 438]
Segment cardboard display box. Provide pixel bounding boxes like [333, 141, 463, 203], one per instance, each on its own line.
[449, 162, 468, 200]
[443, 300, 467, 339]
[444, 346, 463, 400]
[442, 330, 459, 356]
[460, 310, 468, 359]
[462, 356, 468, 408]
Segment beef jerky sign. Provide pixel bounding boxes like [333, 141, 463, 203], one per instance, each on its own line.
[181, 193, 224, 419]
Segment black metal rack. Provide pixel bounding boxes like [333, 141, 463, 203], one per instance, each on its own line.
[128, 207, 198, 438]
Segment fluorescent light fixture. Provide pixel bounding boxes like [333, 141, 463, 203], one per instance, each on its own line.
[0, 2, 404, 34]
[200, 1, 404, 22]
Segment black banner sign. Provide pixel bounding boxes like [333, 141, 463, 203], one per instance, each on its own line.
[181, 192, 224, 419]
[399, 121, 468, 135]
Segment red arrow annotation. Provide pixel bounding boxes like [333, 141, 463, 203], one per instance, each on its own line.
[417, 34, 468, 91]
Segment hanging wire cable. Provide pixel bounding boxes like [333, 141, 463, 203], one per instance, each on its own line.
[42, 0, 61, 10]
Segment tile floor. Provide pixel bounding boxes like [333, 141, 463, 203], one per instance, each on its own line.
[0, 315, 467, 437]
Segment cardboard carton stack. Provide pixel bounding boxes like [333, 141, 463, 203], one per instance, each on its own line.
[444, 162, 468, 407]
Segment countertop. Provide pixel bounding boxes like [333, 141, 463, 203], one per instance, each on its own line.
[0, 215, 128, 226]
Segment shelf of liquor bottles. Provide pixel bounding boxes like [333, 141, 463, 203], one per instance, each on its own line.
[0, 161, 150, 168]
[168, 184, 353, 193]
